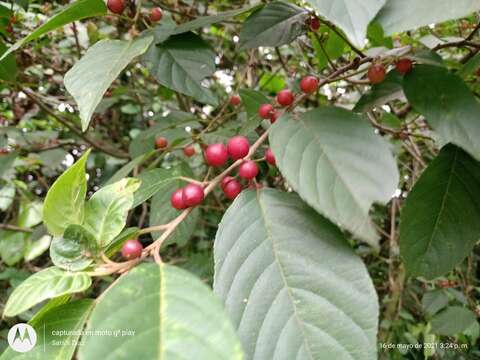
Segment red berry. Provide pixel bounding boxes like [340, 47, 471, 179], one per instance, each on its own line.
[223, 179, 242, 200]
[230, 95, 241, 106]
[121, 239, 143, 260]
[107, 0, 125, 14]
[155, 136, 168, 149]
[227, 136, 250, 160]
[270, 110, 281, 124]
[6, 24, 13, 33]
[300, 76, 319, 94]
[170, 188, 186, 210]
[367, 64, 386, 84]
[265, 148, 276, 166]
[204, 143, 229, 167]
[258, 104, 274, 119]
[309, 17, 320, 31]
[183, 145, 196, 157]
[221, 176, 235, 189]
[276, 89, 294, 107]
[239, 160, 259, 180]
[182, 183, 205, 207]
[396, 58, 413, 75]
[150, 7, 163, 22]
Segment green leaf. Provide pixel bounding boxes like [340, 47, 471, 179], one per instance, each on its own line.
[43, 149, 90, 236]
[404, 65, 480, 161]
[3, 267, 91, 317]
[104, 227, 139, 257]
[24, 235, 51, 262]
[105, 151, 155, 185]
[305, 0, 386, 48]
[50, 224, 99, 271]
[269, 107, 399, 245]
[78, 263, 243, 360]
[422, 290, 448, 316]
[239, 1, 308, 49]
[0, 183, 15, 211]
[239, 89, 270, 121]
[431, 306, 477, 336]
[400, 144, 480, 279]
[0, 299, 94, 360]
[83, 178, 140, 248]
[376, 0, 480, 35]
[149, 165, 199, 247]
[65, 37, 153, 131]
[0, 230, 27, 266]
[0, 42, 16, 82]
[354, 70, 404, 112]
[133, 167, 182, 207]
[142, 32, 217, 105]
[459, 52, 480, 78]
[18, 200, 43, 228]
[174, 4, 259, 34]
[0, 0, 107, 61]
[0, 151, 17, 180]
[214, 189, 379, 359]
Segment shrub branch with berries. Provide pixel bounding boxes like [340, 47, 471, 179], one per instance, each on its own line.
[1, 0, 480, 359]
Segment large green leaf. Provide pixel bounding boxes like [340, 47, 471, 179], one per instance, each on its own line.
[376, 0, 480, 35]
[149, 165, 199, 247]
[78, 263, 243, 360]
[0, 42, 16, 82]
[3, 267, 91, 317]
[83, 178, 140, 248]
[431, 306, 478, 336]
[142, 32, 217, 105]
[174, 4, 259, 34]
[269, 107, 399, 245]
[400, 144, 480, 279]
[0, 151, 17, 180]
[0, 0, 107, 61]
[239, 1, 308, 49]
[0, 299, 94, 360]
[50, 224, 99, 271]
[404, 65, 480, 161]
[305, 0, 386, 48]
[65, 37, 153, 131]
[214, 189, 379, 359]
[43, 149, 90, 236]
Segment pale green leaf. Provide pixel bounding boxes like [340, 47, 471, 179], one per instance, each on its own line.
[0, 183, 15, 211]
[214, 189, 379, 359]
[24, 235, 52, 262]
[65, 37, 153, 131]
[3, 267, 91, 317]
[305, 0, 386, 48]
[400, 144, 480, 279]
[43, 149, 90, 236]
[377, 0, 480, 35]
[431, 306, 478, 336]
[0, 0, 107, 61]
[83, 178, 140, 248]
[239, 1, 308, 49]
[0, 299, 94, 360]
[269, 107, 399, 245]
[78, 263, 243, 360]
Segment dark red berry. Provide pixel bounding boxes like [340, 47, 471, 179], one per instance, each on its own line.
[265, 148, 276, 166]
[204, 143, 229, 167]
[121, 239, 143, 260]
[6, 24, 13, 33]
[367, 64, 386, 84]
[277, 89, 294, 107]
[182, 183, 205, 207]
[300, 76, 319, 94]
[309, 17, 320, 31]
[107, 0, 126, 14]
[183, 145, 195, 157]
[258, 104, 274, 119]
[223, 179, 242, 200]
[239, 160, 259, 180]
[230, 95, 241, 106]
[171, 188, 186, 210]
[270, 110, 281, 124]
[227, 136, 250, 160]
[155, 136, 168, 149]
[396, 58, 413, 75]
[221, 176, 235, 189]
[150, 7, 163, 22]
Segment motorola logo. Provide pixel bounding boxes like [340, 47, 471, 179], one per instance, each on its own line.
[7, 323, 37, 353]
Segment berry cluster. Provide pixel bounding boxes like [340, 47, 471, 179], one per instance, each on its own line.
[107, 0, 163, 23]
[367, 58, 413, 84]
